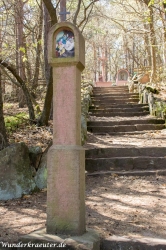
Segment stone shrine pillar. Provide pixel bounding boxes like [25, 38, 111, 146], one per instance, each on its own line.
[18, 22, 99, 250]
[47, 22, 85, 236]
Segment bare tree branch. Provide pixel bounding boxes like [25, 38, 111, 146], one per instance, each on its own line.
[0, 64, 21, 87]
[78, 0, 99, 28]
[42, 0, 57, 26]
[0, 59, 35, 120]
[81, 3, 94, 32]
[73, 0, 82, 25]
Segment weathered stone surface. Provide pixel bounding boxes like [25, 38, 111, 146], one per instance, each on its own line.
[47, 145, 85, 236]
[89, 111, 149, 117]
[34, 143, 52, 190]
[88, 124, 165, 133]
[81, 83, 93, 145]
[86, 147, 166, 158]
[34, 157, 47, 190]
[101, 235, 166, 250]
[0, 143, 36, 200]
[137, 83, 166, 120]
[19, 228, 100, 250]
[88, 118, 164, 126]
[81, 114, 87, 145]
[86, 157, 166, 172]
[29, 146, 42, 170]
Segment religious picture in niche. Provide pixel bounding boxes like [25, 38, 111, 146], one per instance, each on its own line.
[55, 30, 75, 58]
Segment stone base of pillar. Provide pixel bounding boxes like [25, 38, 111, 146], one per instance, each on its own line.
[18, 228, 100, 250]
[47, 145, 86, 236]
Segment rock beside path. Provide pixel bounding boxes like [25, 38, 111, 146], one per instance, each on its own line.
[0, 142, 51, 200]
[0, 143, 36, 200]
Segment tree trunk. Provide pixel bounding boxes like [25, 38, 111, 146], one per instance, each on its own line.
[32, 2, 43, 92]
[37, 4, 53, 126]
[149, 6, 157, 82]
[24, 40, 33, 88]
[43, 4, 51, 86]
[0, 22, 8, 149]
[37, 68, 53, 126]
[142, 0, 157, 82]
[0, 70, 8, 150]
[16, 0, 27, 107]
[93, 42, 97, 82]
[144, 23, 152, 67]
[159, 7, 166, 64]
[132, 41, 135, 75]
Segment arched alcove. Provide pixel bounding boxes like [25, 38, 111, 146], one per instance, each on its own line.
[116, 69, 129, 85]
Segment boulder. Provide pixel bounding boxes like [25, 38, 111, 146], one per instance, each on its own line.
[81, 114, 87, 145]
[29, 146, 42, 170]
[0, 143, 36, 200]
[34, 142, 52, 190]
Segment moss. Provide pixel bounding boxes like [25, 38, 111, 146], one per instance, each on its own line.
[5, 112, 28, 132]
[146, 86, 159, 94]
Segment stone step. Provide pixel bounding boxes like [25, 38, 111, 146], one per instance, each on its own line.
[93, 90, 129, 92]
[92, 90, 130, 92]
[90, 103, 147, 109]
[93, 91, 130, 94]
[92, 99, 139, 104]
[89, 111, 149, 117]
[85, 156, 166, 172]
[87, 124, 165, 133]
[91, 96, 139, 101]
[87, 129, 164, 136]
[89, 107, 149, 113]
[93, 92, 130, 95]
[101, 236, 166, 250]
[91, 93, 139, 97]
[87, 169, 166, 177]
[86, 147, 166, 158]
[87, 118, 165, 126]
[93, 87, 129, 91]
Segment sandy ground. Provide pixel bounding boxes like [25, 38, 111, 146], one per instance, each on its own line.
[0, 174, 166, 243]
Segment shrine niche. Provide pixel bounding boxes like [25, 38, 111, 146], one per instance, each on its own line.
[55, 30, 75, 58]
[116, 69, 129, 86]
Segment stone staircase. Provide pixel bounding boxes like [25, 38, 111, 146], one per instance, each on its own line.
[85, 86, 166, 249]
[85, 86, 166, 175]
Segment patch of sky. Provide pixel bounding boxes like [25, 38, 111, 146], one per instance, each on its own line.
[51, 0, 58, 8]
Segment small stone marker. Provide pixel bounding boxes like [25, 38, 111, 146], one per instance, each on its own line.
[47, 22, 85, 236]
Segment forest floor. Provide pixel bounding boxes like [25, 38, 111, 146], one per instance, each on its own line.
[0, 103, 166, 243]
[0, 173, 166, 243]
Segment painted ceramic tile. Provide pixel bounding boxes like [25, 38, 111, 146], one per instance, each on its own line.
[56, 30, 75, 58]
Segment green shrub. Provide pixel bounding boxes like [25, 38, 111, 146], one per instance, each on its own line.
[5, 112, 28, 132]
